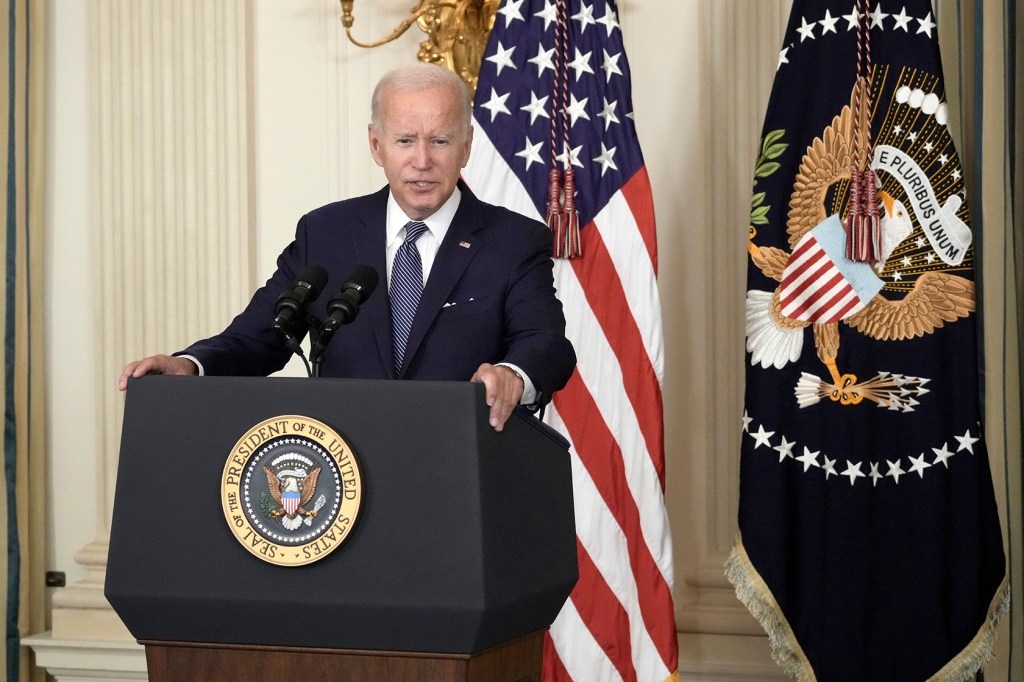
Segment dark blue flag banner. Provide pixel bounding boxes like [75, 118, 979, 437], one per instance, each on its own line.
[726, 2, 1008, 680]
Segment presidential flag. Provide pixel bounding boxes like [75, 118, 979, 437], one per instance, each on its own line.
[728, 1, 1008, 680]
[462, 1, 679, 680]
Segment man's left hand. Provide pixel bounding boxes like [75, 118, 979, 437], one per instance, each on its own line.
[471, 363, 525, 432]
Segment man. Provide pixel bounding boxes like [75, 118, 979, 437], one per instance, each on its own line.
[119, 64, 576, 431]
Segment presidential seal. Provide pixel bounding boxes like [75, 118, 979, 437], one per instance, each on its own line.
[221, 415, 362, 566]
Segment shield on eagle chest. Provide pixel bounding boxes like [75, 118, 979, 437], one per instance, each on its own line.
[282, 489, 300, 517]
[779, 216, 883, 323]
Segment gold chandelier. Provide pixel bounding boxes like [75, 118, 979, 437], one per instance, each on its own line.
[339, 1, 501, 94]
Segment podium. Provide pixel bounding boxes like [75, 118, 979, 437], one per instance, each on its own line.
[105, 376, 578, 681]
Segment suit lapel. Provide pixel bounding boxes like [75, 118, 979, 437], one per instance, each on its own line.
[349, 187, 396, 378]
[398, 186, 488, 377]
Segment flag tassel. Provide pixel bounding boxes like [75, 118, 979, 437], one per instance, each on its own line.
[846, 168, 880, 263]
[844, 3, 879, 264]
[545, 167, 566, 256]
[545, 166, 582, 259]
[560, 168, 581, 258]
[846, 170, 863, 261]
[544, 0, 580, 260]
[862, 168, 881, 259]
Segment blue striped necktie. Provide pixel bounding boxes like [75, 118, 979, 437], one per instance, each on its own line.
[390, 220, 429, 374]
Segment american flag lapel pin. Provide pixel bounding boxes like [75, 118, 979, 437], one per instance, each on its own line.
[459, 241, 471, 249]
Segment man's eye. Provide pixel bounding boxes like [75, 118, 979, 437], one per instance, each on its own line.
[432, 139, 449, 146]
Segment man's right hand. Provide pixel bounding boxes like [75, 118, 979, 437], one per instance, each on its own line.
[118, 354, 198, 392]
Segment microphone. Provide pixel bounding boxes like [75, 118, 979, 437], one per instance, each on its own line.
[310, 265, 379, 372]
[274, 264, 329, 330]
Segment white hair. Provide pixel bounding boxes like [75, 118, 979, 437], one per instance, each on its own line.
[370, 63, 472, 133]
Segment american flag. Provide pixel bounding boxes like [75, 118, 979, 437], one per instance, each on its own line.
[462, 1, 679, 680]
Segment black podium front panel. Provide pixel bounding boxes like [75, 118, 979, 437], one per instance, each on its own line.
[105, 376, 577, 654]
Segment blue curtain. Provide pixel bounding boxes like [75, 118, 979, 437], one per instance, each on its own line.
[2, 0, 46, 679]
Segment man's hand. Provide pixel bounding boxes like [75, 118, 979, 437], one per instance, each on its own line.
[118, 354, 198, 391]
[470, 363, 525, 432]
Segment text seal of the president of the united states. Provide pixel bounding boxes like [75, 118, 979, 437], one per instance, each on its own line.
[221, 415, 363, 566]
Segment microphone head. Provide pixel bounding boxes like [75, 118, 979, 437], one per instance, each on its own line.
[274, 263, 329, 330]
[342, 265, 379, 303]
[297, 263, 329, 300]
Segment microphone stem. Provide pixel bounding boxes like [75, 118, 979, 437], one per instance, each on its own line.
[276, 326, 313, 378]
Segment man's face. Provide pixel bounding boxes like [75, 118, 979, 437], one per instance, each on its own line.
[368, 86, 473, 221]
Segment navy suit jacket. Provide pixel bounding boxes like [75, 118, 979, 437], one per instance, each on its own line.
[180, 183, 576, 406]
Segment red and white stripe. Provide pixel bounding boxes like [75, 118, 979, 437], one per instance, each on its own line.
[283, 493, 299, 516]
[780, 235, 864, 323]
[465, 125, 678, 682]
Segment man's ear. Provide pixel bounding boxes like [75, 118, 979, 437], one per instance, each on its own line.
[461, 125, 474, 167]
[368, 124, 383, 167]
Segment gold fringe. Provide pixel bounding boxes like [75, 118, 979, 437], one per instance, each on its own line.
[724, 538, 817, 681]
[927, 576, 1010, 681]
[726, 535, 1011, 681]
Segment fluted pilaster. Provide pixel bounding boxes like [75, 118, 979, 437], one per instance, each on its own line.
[92, 0, 254, 531]
[42, 3, 254, 673]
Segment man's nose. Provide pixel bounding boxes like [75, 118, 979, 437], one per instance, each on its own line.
[411, 141, 432, 168]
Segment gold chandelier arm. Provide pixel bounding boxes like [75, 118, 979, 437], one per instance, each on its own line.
[340, 1, 434, 50]
[339, 0, 499, 94]
[416, 1, 469, 47]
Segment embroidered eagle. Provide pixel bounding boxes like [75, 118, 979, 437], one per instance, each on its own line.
[264, 464, 322, 530]
[745, 81, 974, 409]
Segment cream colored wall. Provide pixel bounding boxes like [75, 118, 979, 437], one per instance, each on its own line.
[35, 0, 1013, 680]
[47, 0, 95, 598]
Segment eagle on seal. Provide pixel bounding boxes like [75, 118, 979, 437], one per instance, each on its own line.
[263, 465, 322, 531]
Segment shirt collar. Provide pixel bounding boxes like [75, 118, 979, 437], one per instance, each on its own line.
[385, 186, 462, 247]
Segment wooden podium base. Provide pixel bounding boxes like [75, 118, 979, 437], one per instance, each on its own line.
[141, 630, 545, 682]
